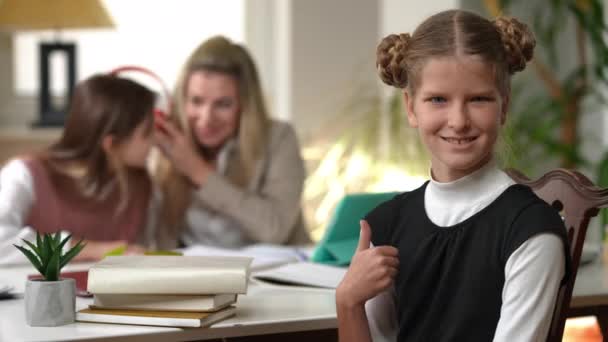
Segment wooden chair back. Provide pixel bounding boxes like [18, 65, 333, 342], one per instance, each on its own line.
[506, 168, 608, 342]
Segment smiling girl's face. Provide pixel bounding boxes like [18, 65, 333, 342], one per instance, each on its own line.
[404, 55, 508, 182]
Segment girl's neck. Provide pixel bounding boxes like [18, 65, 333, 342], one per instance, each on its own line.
[429, 158, 499, 192]
[425, 158, 515, 227]
[430, 154, 494, 183]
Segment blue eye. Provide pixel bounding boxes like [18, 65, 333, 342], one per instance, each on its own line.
[427, 97, 446, 103]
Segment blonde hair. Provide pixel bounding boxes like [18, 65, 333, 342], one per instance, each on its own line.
[157, 36, 271, 231]
[376, 10, 536, 95]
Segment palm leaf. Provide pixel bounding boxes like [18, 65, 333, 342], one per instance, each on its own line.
[44, 250, 60, 281]
[15, 232, 86, 280]
[60, 240, 86, 269]
[40, 233, 52, 266]
[36, 232, 42, 252]
[20, 239, 40, 259]
[52, 232, 62, 250]
[56, 234, 73, 257]
[13, 245, 43, 275]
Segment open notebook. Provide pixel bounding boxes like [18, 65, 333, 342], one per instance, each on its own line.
[252, 262, 347, 289]
[181, 244, 309, 271]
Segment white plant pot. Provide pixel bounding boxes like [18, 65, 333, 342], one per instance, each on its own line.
[25, 278, 75, 326]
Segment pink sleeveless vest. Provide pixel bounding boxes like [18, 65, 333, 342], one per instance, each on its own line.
[23, 158, 150, 243]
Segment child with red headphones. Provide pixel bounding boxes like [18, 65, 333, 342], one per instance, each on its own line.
[0, 72, 158, 264]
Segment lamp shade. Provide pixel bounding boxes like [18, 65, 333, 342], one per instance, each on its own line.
[0, 0, 114, 31]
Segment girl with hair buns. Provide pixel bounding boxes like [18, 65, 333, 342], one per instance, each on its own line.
[336, 9, 570, 341]
[153, 36, 309, 248]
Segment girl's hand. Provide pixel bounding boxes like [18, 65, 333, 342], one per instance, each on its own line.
[124, 244, 146, 255]
[73, 240, 130, 261]
[73, 241, 147, 261]
[154, 113, 212, 187]
[336, 220, 399, 309]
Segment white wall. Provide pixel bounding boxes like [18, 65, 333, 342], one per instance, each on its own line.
[243, 0, 277, 118]
[1, 0, 468, 134]
[289, 0, 379, 143]
[381, 0, 459, 37]
[245, 0, 382, 143]
[2, 0, 245, 126]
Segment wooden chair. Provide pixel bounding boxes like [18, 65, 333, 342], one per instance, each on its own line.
[506, 168, 608, 342]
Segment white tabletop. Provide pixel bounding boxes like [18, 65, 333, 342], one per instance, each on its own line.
[0, 263, 337, 342]
[3, 258, 607, 341]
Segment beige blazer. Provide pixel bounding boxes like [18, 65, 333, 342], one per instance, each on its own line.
[155, 120, 310, 249]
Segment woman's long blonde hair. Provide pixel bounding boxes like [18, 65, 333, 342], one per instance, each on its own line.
[156, 36, 271, 233]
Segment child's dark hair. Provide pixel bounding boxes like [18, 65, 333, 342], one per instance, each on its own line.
[376, 10, 536, 95]
[41, 74, 155, 207]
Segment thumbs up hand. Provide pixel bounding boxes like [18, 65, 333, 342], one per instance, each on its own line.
[356, 219, 372, 253]
[336, 220, 399, 309]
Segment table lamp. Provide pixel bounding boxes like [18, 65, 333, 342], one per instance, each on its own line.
[0, 0, 114, 127]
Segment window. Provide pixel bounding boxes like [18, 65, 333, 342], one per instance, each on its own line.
[13, 0, 245, 96]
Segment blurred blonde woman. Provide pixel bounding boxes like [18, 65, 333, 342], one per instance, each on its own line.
[154, 36, 310, 249]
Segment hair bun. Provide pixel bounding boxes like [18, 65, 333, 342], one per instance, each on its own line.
[493, 17, 536, 74]
[376, 33, 411, 88]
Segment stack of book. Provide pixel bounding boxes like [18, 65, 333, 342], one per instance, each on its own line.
[76, 255, 252, 328]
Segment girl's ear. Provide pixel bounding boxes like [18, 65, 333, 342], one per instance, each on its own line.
[403, 91, 418, 128]
[101, 135, 115, 154]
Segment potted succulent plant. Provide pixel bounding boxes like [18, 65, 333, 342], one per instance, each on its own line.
[14, 232, 86, 326]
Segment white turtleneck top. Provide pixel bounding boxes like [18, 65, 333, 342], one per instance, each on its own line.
[365, 161, 565, 342]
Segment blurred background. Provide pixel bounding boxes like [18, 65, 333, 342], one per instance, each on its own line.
[0, 0, 607, 248]
[0, 1, 606, 339]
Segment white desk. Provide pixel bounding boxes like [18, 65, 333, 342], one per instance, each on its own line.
[0, 264, 337, 342]
[6, 259, 606, 341]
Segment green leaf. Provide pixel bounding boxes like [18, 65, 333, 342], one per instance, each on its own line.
[59, 240, 86, 269]
[40, 233, 52, 267]
[44, 249, 60, 281]
[36, 231, 42, 250]
[13, 245, 43, 275]
[56, 234, 72, 256]
[52, 232, 61, 250]
[20, 238, 40, 259]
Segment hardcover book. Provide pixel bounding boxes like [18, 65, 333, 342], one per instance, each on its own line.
[87, 256, 252, 294]
[76, 306, 236, 328]
[91, 293, 237, 312]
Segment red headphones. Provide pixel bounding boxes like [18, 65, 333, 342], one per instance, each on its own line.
[108, 65, 172, 119]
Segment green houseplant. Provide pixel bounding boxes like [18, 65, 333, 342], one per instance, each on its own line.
[482, 0, 608, 171]
[482, 0, 608, 238]
[14, 232, 85, 326]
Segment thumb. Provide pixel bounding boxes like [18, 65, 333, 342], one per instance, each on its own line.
[356, 220, 372, 252]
